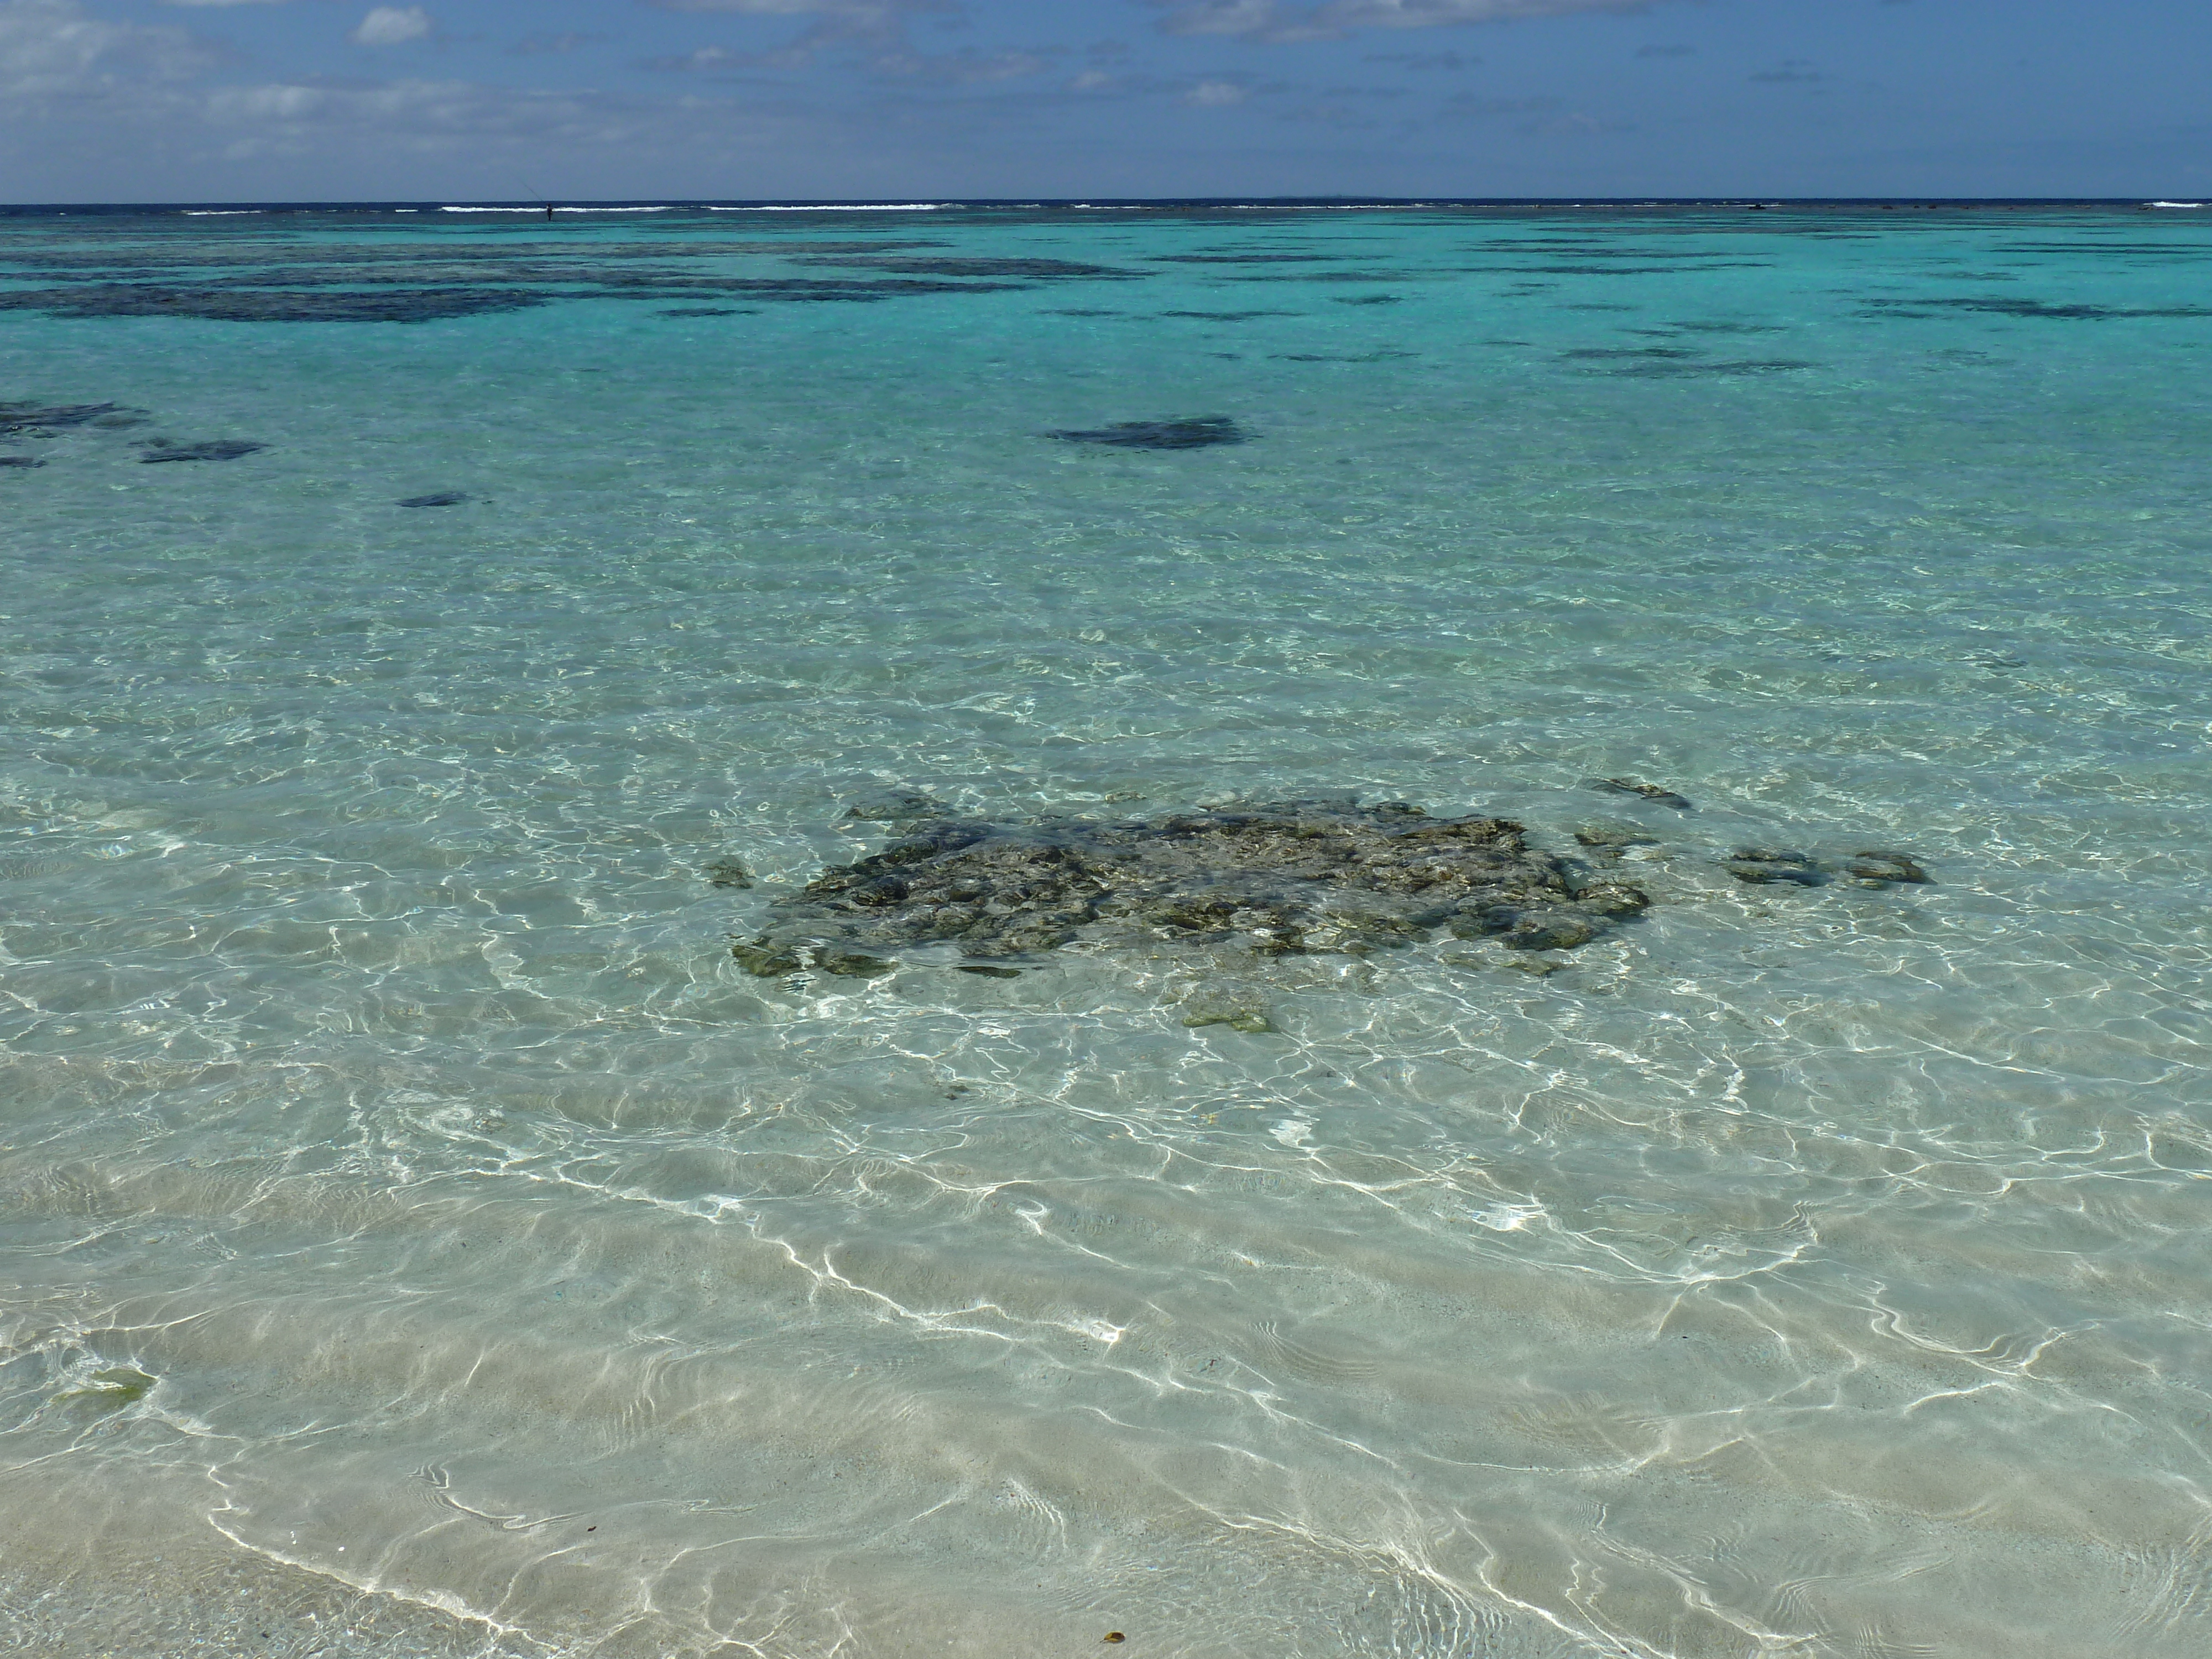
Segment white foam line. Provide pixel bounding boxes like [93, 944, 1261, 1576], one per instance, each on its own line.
[182, 210, 262, 217]
[2147, 201, 2207, 208]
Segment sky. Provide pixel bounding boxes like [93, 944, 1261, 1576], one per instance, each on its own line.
[2, 0, 2206, 203]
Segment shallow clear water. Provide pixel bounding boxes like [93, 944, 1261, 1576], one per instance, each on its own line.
[3, 204, 2210, 1658]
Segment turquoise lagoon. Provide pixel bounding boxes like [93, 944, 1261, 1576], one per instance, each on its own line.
[1, 202, 2209, 1657]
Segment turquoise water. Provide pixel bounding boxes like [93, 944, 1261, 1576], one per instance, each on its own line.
[3, 204, 2210, 1658]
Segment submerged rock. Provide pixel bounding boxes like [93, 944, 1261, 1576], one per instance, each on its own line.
[701, 857, 755, 890]
[0, 285, 550, 324]
[731, 796, 1646, 976]
[1181, 999, 1276, 1034]
[137, 439, 267, 463]
[1726, 847, 1933, 890]
[1726, 849, 1828, 887]
[1574, 822, 1661, 858]
[0, 400, 133, 434]
[399, 491, 471, 508]
[1589, 777, 1694, 811]
[800, 255, 1137, 280]
[1848, 850, 1932, 887]
[1048, 416, 1246, 451]
[0, 456, 43, 469]
[844, 789, 950, 822]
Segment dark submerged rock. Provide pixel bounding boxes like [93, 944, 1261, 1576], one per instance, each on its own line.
[1600, 359, 1816, 377]
[1847, 850, 1932, 887]
[0, 456, 44, 469]
[1048, 416, 1246, 451]
[0, 285, 551, 324]
[137, 439, 267, 463]
[1726, 849, 1829, 887]
[1575, 823, 1660, 856]
[1725, 847, 1931, 889]
[815, 948, 895, 978]
[1860, 297, 2212, 323]
[843, 789, 951, 823]
[1590, 778, 1694, 811]
[702, 857, 755, 890]
[798, 256, 1137, 280]
[399, 492, 471, 508]
[1, 401, 135, 434]
[732, 796, 1647, 977]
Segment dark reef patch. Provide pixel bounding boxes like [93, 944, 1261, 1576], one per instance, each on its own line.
[1333, 295, 1402, 305]
[1463, 263, 1771, 276]
[0, 456, 45, 468]
[1233, 272, 1426, 284]
[399, 491, 470, 507]
[1049, 416, 1246, 451]
[1726, 849, 1828, 887]
[1860, 297, 2212, 322]
[1, 400, 137, 434]
[0, 267, 1030, 322]
[730, 796, 1649, 977]
[0, 285, 550, 323]
[1271, 350, 1417, 362]
[1160, 310, 1290, 321]
[1592, 359, 1816, 377]
[1589, 778, 1694, 811]
[137, 439, 266, 462]
[797, 256, 1137, 280]
[658, 306, 755, 317]
[1575, 823, 1660, 857]
[1725, 848, 1932, 890]
[619, 278, 1025, 303]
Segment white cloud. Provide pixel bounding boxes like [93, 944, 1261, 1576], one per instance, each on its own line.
[0, 0, 215, 97]
[1185, 79, 1247, 105]
[1152, 0, 1657, 42]
[351, 5, 430, 46]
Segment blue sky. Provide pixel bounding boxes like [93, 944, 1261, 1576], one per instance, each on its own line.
[3, 0, 2206, 202]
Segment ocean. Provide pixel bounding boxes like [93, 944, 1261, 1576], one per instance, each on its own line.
[2, 200, 2208, 1658]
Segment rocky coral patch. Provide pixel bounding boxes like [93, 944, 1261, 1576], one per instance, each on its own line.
[0, 400, 139, 435]
[137, 439, 266, 463]
[731, 795, 1647, 978]
[1048, 416, 1247, 450]
[1726, 848, 1931, 889]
